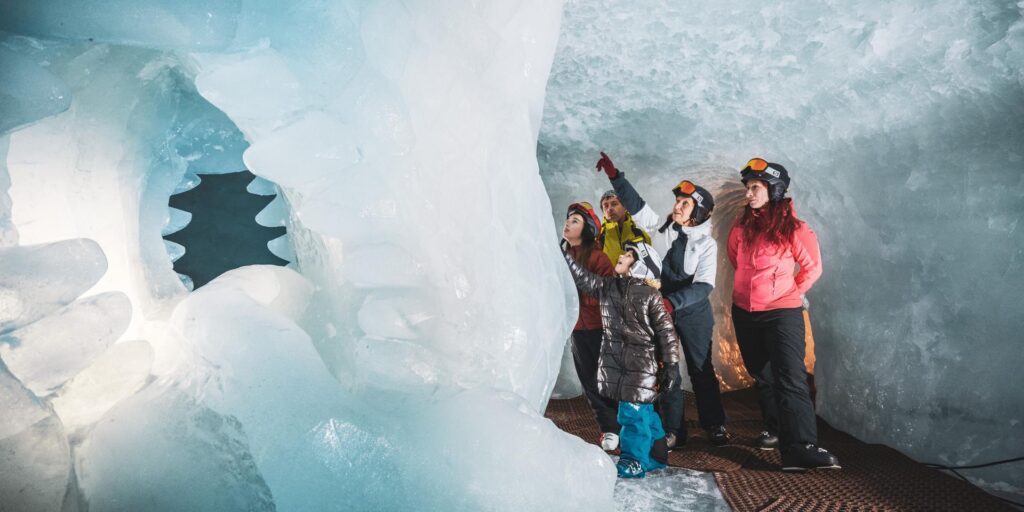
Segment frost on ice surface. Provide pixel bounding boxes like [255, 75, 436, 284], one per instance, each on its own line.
[76, 386, 276, 512]
[0, 46, 71, 134]
[0, 290, 131, 396]
[0, 359, 49, 440]
[614, 467, 730, 512]
[0, 388, 72, 512]
[161, 207, 192, 237]
[49, 339, 154, 430]
[0, 0, 241, 51]
[0, 239, 108, 334]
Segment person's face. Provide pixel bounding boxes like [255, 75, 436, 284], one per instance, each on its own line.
[601, 196, 626, 223]
[745, 180, 770, 209]
[672, 195, 695, 226]
[614, 251, 636, 276]
[563, 213, 586, 245]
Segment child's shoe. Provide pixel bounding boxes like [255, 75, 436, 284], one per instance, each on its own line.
[706, 425, 732, 446]
[781, 444, 841, 472]
[600, 432, 620, 451]
[665, 432, 687, 451]
[754, 431, 779, 450]
[616, 458, 646, 478]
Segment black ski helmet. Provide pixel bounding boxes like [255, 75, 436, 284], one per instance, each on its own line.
[671, 180, 715, 225]
[740, 158, 790, 203]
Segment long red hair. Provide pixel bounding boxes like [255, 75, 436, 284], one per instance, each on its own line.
[737, 198, 802, 248]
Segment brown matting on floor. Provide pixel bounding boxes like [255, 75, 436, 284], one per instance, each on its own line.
[545, 393, 751, 472]
[544, 390, 1013, 511]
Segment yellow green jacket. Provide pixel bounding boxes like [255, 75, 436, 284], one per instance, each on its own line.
[600, 213, 652, 263]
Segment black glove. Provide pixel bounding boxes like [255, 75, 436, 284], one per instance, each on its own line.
[658, 362, 680, 392]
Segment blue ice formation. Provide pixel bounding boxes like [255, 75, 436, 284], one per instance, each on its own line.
[0, 1, 620, 511]
[0, 0, 1022, 509]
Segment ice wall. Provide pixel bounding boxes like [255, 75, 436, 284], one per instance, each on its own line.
[1, 1, 619, 511]
[2, 37, 250, 338]
[540, 0, 1024, 497]
[189, 0, 576, 410]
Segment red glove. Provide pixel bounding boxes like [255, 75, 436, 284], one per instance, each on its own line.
[595, 151, 619, 179]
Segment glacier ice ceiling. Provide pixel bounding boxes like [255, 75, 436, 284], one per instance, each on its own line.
[0, 0, 1022, 510]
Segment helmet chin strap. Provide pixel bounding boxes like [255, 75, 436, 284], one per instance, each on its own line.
[628, 244, 662, 280]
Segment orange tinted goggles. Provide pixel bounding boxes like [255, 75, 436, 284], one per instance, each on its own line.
[743, 158, 769, 173]
[673, 180, 696, 195]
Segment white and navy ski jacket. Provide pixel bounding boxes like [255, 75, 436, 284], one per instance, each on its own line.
[609, 172, 717, 314]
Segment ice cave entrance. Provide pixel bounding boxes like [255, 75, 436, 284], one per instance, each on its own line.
[163, 171, 293, 290]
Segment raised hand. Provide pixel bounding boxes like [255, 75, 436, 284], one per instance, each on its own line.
[596, 151, 619, 179]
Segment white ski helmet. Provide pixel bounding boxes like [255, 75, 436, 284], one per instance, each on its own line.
[623, 241, 662, 280]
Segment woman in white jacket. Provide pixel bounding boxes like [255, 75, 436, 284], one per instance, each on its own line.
[596, 152, 730, 449]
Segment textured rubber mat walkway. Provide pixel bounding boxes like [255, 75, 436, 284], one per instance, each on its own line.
[544, 390, 1014, 511]
[545, 393, 750, 472]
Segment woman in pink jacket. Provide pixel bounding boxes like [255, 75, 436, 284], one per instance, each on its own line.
[727, 157, 840, 472]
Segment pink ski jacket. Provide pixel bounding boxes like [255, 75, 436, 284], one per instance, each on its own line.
[727, 218, 822, 312]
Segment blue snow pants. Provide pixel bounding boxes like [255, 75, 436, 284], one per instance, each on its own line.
[617, 402, 667, 471]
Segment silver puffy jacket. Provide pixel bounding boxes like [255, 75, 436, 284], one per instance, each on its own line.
[563, 250, 681, 404]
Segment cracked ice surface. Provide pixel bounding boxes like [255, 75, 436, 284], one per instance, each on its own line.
[615, 468, 730, 512]
[540, 0, 1024, 498]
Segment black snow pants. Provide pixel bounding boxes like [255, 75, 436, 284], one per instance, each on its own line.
[571, 329, 620, 433]
[732, 305, 817, 450]
[657, 299, 727, 437]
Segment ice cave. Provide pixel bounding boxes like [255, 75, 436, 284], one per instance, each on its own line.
[1, 1, 1022, 511]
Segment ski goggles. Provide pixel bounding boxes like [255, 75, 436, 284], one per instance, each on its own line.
[741, 158, 781, 178]
[567, 201, 601, 232]
[567, 201, 595, 216]
[673, 180, 697, 196]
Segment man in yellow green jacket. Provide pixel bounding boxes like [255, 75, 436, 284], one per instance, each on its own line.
[599, 189, 652, 263]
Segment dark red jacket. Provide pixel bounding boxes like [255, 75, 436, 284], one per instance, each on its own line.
[568, 245, 614, 330]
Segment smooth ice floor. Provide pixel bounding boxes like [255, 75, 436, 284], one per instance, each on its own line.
[614, 466, 730, 512]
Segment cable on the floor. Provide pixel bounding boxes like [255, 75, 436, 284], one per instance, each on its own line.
[923, 455, 1024, 471]
[922, 456, 1024, 509]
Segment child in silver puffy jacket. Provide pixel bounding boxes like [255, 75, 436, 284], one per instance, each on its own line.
[561, 240, 682, 478]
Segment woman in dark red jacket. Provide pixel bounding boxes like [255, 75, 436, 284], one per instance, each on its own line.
[727, 158, 840, 472]
[563, 201, 619, 450]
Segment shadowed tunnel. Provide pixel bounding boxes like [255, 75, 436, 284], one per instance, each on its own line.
[164, 170, 289, 289]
